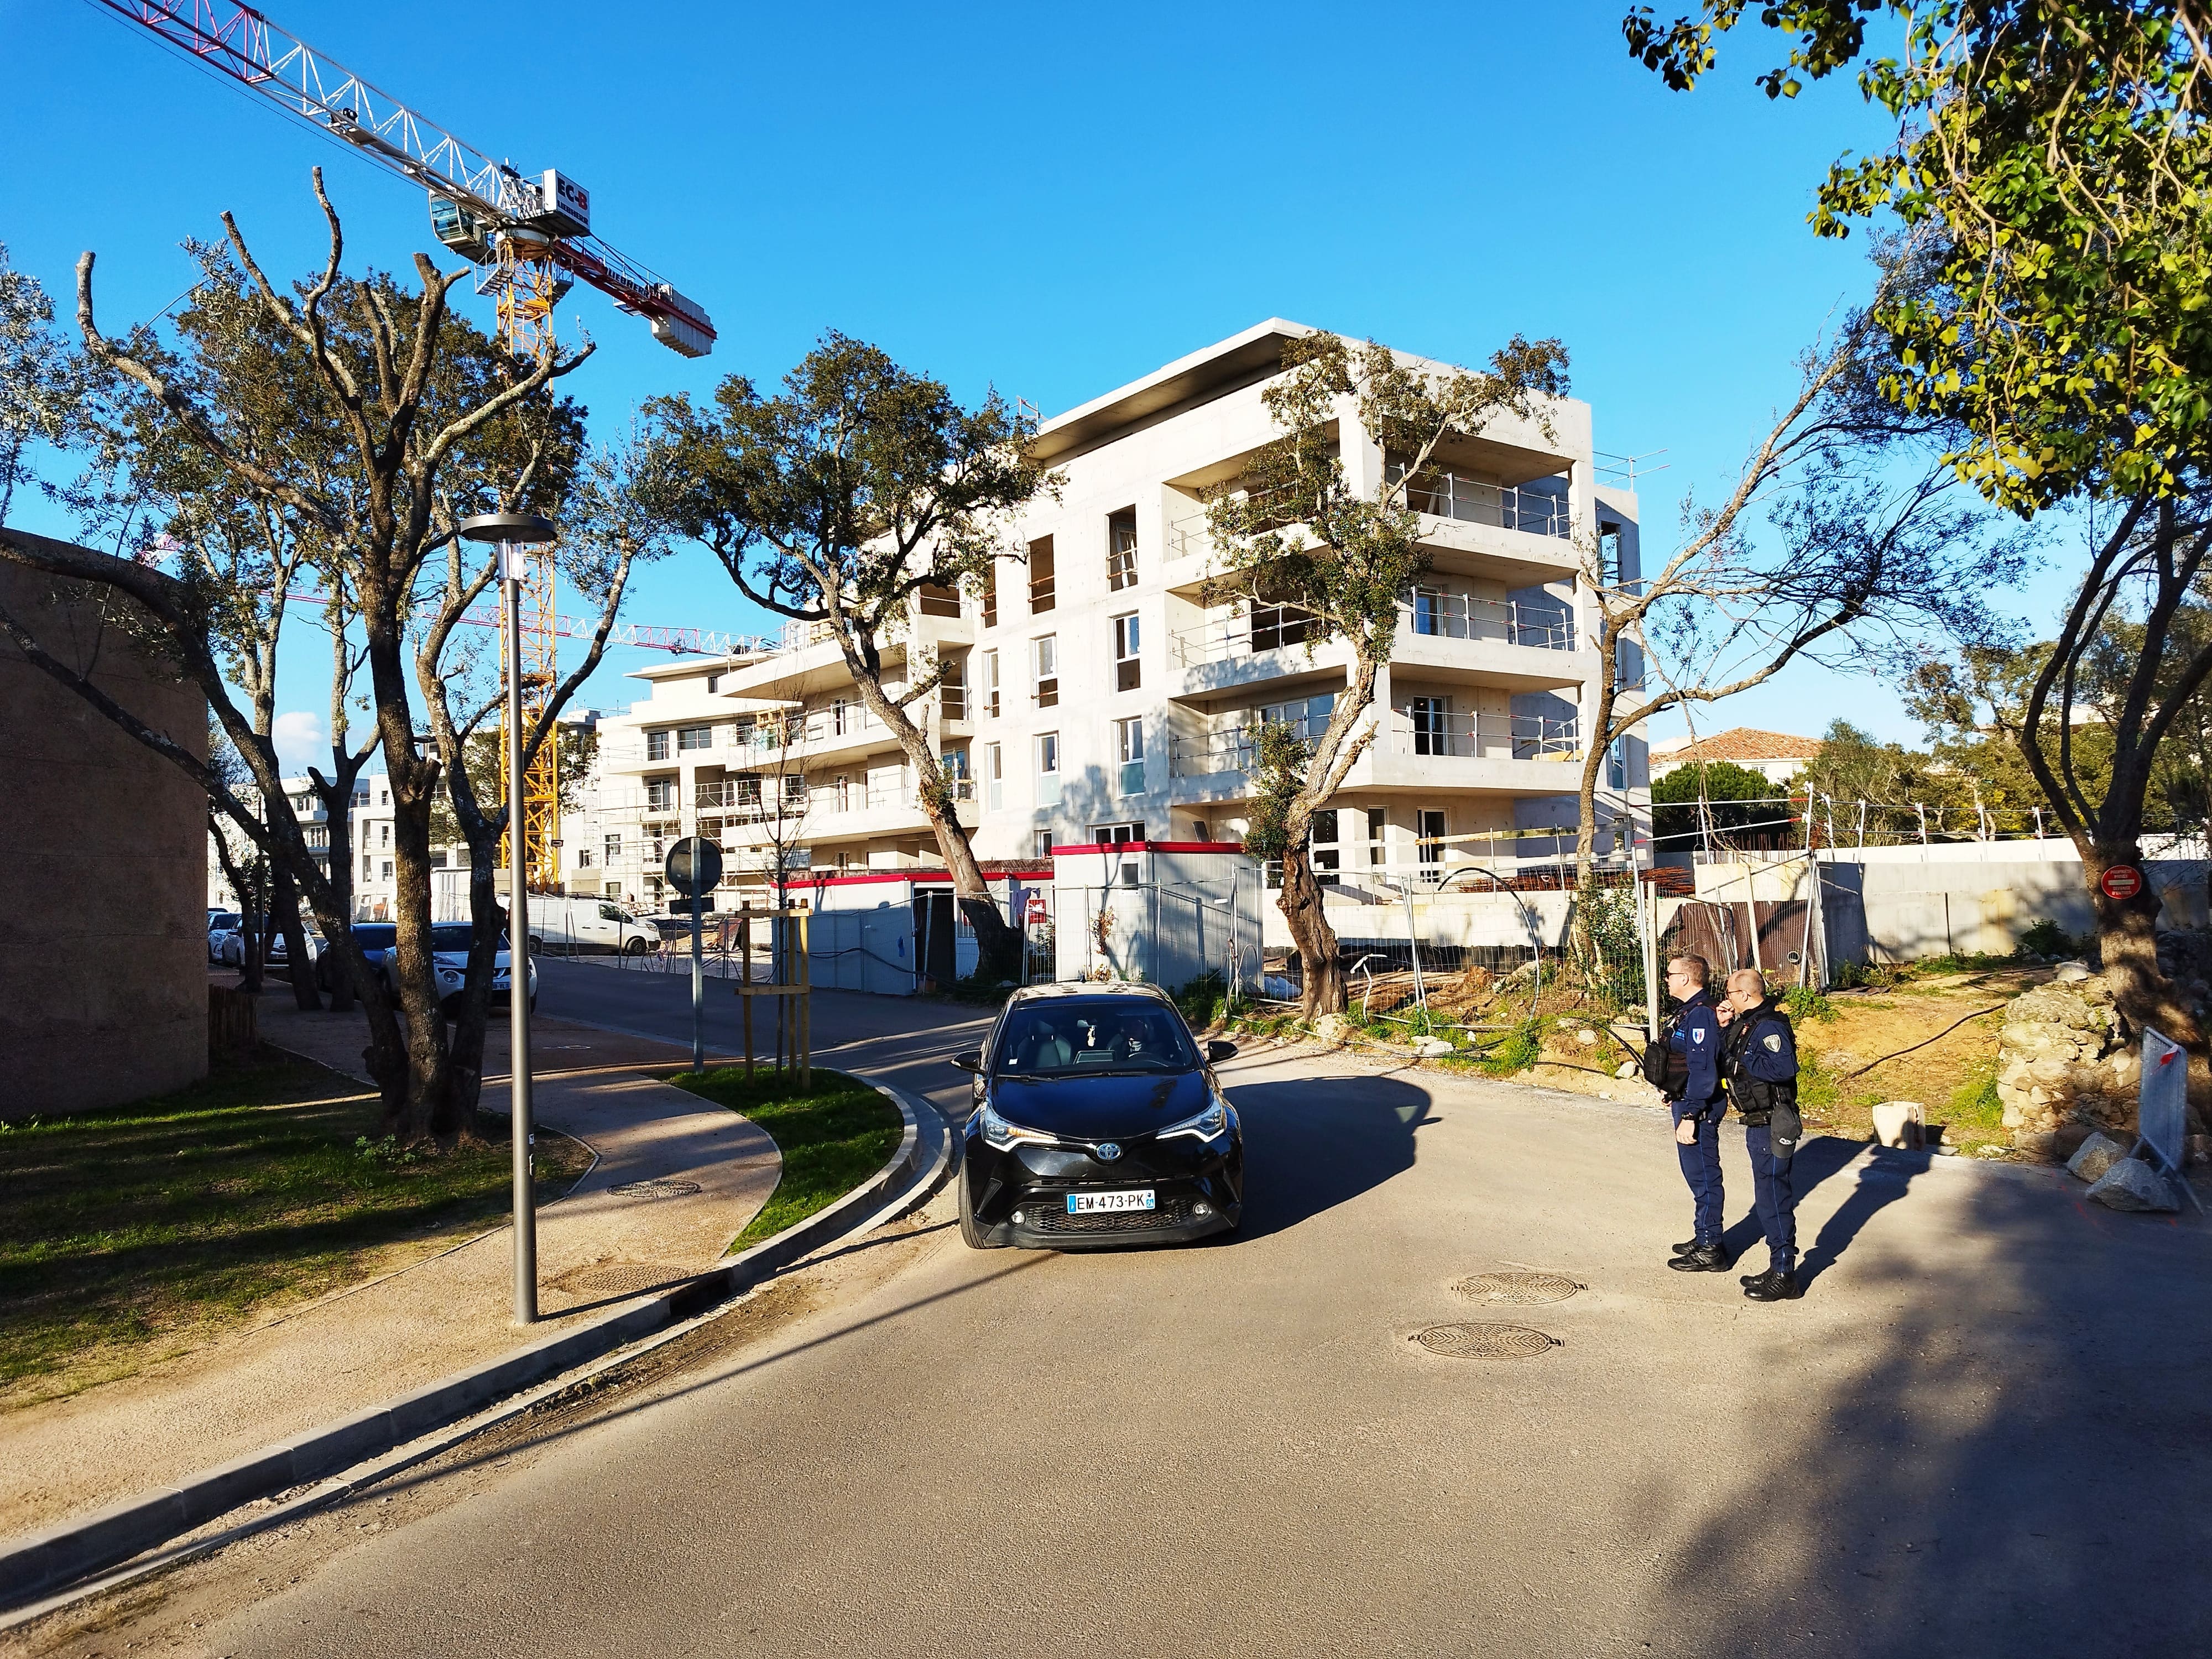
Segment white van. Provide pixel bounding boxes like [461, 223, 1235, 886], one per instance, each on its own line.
[509, 896, 659, 955]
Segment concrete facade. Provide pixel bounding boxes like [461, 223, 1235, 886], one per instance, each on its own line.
[1, 560, 207, 1118]
[557, 321, 1648, 916]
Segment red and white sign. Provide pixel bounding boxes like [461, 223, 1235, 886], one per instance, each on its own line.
[2099, 864, 2145, 901]
[1025, 895, 1048, 925]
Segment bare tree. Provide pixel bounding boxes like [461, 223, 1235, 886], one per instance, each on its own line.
[1572, 306, 2021, 883]
[416, 425, 670, 1113]
[0, 173, 585, 1141]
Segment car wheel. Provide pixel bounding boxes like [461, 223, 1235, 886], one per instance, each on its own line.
[624, 936, 651, 956]
[527, 934, 544, 954]
[957, 1168, 1003, 1250]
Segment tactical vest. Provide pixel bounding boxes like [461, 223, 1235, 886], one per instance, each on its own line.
[1723, 1004, 1798, 1125]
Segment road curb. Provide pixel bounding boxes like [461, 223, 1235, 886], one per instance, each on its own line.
[0, 1072, 947, 1614]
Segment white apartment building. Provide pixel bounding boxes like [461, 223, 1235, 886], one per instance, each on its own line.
[558, 319, 1648, 911]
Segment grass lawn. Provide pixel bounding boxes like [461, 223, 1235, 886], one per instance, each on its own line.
[0, 1046, 591, 1408]
[664, 1067, 904, 1251]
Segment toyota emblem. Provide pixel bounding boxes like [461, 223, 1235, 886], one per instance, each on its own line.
[1095, 1141, 1123, 1162]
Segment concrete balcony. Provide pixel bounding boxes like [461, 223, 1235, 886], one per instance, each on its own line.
[1164, 707, 1582, 805]
[1166, 611, 1353, 704]
[1395, 596, 1594, 692]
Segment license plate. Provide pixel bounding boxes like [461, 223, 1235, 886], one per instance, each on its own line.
[1066, 1188, 1155, 1215]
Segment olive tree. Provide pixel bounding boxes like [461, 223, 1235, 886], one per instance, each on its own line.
[1202, 331, 1569, 1018]
[650, 335, 1058, 983]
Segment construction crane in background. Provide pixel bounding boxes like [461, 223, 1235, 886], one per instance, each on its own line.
[91, 0, 720, 890]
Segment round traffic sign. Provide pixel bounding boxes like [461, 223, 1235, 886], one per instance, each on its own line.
[665, 836, 724, 898]
[2100, 863, 2145, 901]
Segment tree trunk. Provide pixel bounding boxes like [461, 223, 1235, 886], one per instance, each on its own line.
[439, 832, 507, 1136]
[1278, 841, 1344, 1019]
[273, 860, 322, 1011]
[925, 795, 1020, 982]
[2084, 842, 2204, 1048]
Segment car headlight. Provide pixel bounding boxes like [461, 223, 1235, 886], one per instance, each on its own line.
[975, 1099, 1056, 1151]
[1159, 1097, 1232, 1143]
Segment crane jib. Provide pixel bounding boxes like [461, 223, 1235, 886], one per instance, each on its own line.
[93, 0, 714, 357]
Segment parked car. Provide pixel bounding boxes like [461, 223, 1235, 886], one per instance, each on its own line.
[211, 915, 268, 967]
[316, 922, 535, 1016]
[206, 912, 242, 963]
[266, 928, 322, 975]
[316, 923, 397, 994]
[953, 983, 1243, 1250]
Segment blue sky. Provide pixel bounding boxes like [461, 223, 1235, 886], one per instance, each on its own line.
[1, 0, 2071, 772]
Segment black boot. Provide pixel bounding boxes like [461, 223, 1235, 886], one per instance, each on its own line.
[1672, 1238, 1700, 1256]
[1668, 1243, 1730, 1272]
[1743, 1267, 1801, 1301]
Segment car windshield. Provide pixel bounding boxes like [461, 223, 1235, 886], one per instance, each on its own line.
[429, 925, 478, 953]
[352, 925, 398, 949]
[994, 1003, 1197, 1076]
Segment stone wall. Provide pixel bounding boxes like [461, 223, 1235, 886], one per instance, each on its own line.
[0, 554, 208, 1118]
[1997, 973, 2137, 1159]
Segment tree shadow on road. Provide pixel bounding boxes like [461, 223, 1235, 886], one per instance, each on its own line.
[1218, 1072, 1433, 1244]
[1634, 1164, 2212, 1657]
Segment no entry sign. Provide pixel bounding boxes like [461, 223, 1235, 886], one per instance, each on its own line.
[2099, 864, 2145, 901]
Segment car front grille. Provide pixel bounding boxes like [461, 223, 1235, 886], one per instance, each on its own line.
[1026, 1196, 1194, 1234]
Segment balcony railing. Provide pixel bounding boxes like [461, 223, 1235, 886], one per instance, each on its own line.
[1389, 708, 1579, 761]
[1170, 606, 1326, 667]
[1169, 711, 1336, 778]
[1392, 467, 1573, 539]
[1402, 594, 1576, 651]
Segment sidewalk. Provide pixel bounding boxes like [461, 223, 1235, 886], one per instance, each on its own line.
[0, 985, 778, 1543]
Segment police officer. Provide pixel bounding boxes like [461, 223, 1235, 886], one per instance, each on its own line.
[1719, 967, 1803, 1302]
[1660, 954, 1729, 1272]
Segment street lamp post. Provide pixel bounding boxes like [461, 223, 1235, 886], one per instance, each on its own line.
[459, 511, 556, 1325]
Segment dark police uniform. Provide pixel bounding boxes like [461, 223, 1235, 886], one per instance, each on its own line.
[1665, 987, 1725, 1250]
[1723, 997, 1801, 1275]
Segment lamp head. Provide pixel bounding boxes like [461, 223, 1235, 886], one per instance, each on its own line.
[457, 511, 555, 545]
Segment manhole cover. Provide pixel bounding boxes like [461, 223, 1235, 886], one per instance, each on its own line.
[552, 1262, 688, 1297]
[1411, 1323, 1561, 1360]
[1452, 1271, 1583, 1306]
[609, 1178, 702, 1199]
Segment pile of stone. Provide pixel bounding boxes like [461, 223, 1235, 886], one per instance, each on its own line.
[1996, 967, 2138, 1159]
[2065, 1130, 2184, 1212]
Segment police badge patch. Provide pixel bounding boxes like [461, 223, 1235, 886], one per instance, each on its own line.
[1764, 1032, 1783, 1052]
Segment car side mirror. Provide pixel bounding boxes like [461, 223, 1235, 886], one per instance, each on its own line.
[951, 1049, 983, 1073]
[1206, 1040, 1238, 1063]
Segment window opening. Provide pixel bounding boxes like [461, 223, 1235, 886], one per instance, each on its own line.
[1113, 613, 1141, 692]
[1029, 536, 1056, 614]
[1107, 507, 1138, 591]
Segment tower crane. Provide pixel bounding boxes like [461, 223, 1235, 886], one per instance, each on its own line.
[92, 0, 721, 891]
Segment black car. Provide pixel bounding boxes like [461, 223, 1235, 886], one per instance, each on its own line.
[315, 923, 396, 994]
[953, 983, 1243, 1250]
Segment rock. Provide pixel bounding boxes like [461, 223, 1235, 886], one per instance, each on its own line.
[2014, 1129, 2060, 1161]
[1615, 1060, 1640, 1081]
[1576, 1028, 1598, 1046]
[2066, 1130, 2130, 1183]
[2052, 960, 2095, 983]
[2086, 1156, 2182, 1213]
[1871, 1101, 1925, 1149]
[1411, 1036, 1454, 1057]
[1313, 1013, 1349, 1043]
[2188, 1134, 2212, 1168]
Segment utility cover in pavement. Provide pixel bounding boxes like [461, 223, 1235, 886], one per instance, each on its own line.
[1411, 1323, 1561, 1360]
[1452, 1271, 1583, 1306]
[609, 1179, 703, 1199]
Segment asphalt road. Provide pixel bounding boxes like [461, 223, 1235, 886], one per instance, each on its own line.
[533, 958, 990, 1123]
[38, 974, 2212, 1657]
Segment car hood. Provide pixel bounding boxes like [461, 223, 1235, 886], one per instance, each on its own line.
[430, 950, 519, 973]
[988, 1068, 1212, 1142]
